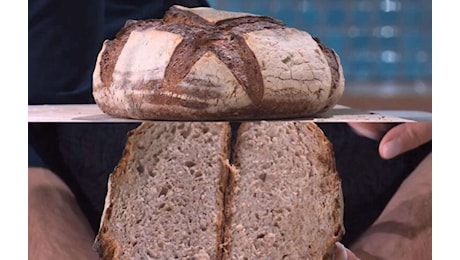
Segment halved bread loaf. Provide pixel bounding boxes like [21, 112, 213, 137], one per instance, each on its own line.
[94, 122, 231, 259]
[228, 121, 344, 259]
[94, 122, 344, 259]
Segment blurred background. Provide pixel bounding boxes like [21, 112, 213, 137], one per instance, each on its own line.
[207, 0, 432, 112]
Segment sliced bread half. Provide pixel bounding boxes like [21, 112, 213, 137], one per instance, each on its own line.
[94, 122, 231, 259]
[228, 121, 344, 259]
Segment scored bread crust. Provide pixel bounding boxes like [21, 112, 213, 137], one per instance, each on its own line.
[92, 5, 345, 120]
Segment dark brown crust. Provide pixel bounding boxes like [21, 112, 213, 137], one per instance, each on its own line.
[161, 31, 209, 90]
[220, 159, 239, 260]
[312, 37, 341, 99]
[163, 5, 214, 26]
[216, 123, 231, 260]
[99, 20, 163, 89]
[300, 123, 345, 257]
[99, 95, 331, 121]
[216, 16, 284, 31]
[93, 126, 144, 259]
[222, 122, 252, 260]
[209, 34, 264, 105]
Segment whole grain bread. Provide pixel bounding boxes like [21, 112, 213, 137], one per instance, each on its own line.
[94, 122, 231, 259]
[228, 121, 344, 259]
[92, 5, 345, 120]
[94, 121, 344, 259]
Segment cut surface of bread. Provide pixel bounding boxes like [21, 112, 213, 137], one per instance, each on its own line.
[94, 122, 230, 259]
[229, 122, 344, 259]
[95, 121, 344, 259]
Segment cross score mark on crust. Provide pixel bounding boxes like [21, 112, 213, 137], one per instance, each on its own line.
[161, 7, 287, 106]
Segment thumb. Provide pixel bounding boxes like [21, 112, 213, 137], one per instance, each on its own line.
[335, 242, 360, 260]
[379, 122, 432, 159]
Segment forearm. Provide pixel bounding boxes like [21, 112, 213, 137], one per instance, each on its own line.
[351, 153, 432, 260]
[29, 167, 99, 260]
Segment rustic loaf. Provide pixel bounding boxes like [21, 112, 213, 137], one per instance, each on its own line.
[92, 5, 345, 120]
[94, 121, 344, 259]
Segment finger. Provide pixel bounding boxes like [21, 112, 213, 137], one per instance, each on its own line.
[335, 242, 360, 260]
[347, 123, 394, 140]
[379, 122, 432, 159]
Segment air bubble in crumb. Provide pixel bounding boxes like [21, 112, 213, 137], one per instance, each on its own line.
[159, 186, 169, 197]
[180, 126, 192, 138]
[185, 161, 196, 168]
[195, 171, 203, 178]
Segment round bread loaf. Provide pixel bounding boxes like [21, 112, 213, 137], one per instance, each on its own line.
[93, 5, 345, 120]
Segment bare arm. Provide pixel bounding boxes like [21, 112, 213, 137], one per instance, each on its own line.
[350, 153, 432, 260]
[337, 123, 432, 259]
[28, 167, 99, 260]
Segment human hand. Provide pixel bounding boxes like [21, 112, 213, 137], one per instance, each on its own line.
[348, 123, 432, 159]
[335, 242, 360, 260]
